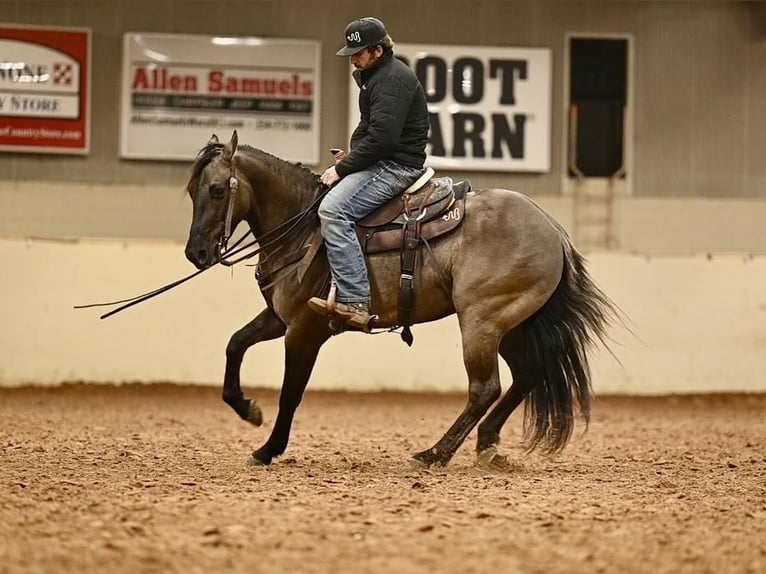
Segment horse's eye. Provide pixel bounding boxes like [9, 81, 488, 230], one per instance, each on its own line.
[209, 184, 226, 199]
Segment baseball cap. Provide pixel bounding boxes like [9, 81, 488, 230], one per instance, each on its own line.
[336, 17, 387, 56]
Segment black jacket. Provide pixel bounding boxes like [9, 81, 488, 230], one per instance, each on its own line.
[335, 50, 429, 177]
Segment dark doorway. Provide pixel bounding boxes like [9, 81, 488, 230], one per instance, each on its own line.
[568, 38, 628, 178]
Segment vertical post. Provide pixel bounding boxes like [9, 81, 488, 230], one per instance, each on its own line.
[569, 104, 586, 247]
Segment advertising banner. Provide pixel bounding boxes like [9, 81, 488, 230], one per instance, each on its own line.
[0, 25, 90, 154]
[121, 33, 320, 163]
[348, 43, 551, 172]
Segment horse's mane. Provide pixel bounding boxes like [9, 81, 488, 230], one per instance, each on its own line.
[186, 142, 320, 195]
[186, 142, 224, 194]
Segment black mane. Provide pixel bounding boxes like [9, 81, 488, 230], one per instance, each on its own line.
[186, 142, 320, 195]
[186, 141, 224, 194]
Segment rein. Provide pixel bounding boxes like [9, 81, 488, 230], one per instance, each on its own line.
[218, 177, 328, 267]
[76, 179, 329, 320]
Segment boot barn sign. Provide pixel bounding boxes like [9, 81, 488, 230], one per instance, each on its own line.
[348, 44, 551, 172]
[120, 33, 320, 163]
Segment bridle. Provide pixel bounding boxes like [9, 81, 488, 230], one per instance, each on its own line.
[217, 163, 240, 257]
[213, 154, 334, 271]
[75, 159, 330, 319]
[215, 162, 260, 267]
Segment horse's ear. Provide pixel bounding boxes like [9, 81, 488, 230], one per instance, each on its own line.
[222, 130, 238, 162]
[208, 134, 219, 145]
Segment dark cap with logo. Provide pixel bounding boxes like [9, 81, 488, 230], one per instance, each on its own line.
[336, 17, 387, 56]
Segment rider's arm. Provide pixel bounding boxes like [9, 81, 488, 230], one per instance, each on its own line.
[335, 76, 415, 177]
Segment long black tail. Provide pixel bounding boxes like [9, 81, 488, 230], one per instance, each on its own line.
[518, 235, 617, 453]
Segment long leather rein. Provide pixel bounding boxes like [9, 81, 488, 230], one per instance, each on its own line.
[75, 175, 328, 319]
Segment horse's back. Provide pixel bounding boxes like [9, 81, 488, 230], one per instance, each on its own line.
[464, 187, 562, 238]
[367, 187, 566, 328]
[446, 188, 566, 323]
[457, 187, 565, 269]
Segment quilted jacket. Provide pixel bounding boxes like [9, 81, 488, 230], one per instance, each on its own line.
[335, 50, 429, 177]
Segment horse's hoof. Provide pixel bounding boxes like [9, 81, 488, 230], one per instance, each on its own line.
[246, 401, 263, 427]
[410, 447, 450, 468]
[244, 454, 267, 467]
[408, 457, 429, 470]
[476, 446, 511, 471]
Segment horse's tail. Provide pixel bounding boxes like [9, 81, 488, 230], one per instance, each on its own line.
[518, 231, 617, 453]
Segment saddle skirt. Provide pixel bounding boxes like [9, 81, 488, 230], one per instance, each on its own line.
[356, 175, 471, 254]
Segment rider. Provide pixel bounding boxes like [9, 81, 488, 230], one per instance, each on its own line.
[308, 16, 429, 331]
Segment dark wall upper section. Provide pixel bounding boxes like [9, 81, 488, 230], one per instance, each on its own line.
[0, 0, 764, 199]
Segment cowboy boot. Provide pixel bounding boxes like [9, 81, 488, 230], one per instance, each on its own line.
[307, 298, 375, 332]
[333, 301, 375, 332]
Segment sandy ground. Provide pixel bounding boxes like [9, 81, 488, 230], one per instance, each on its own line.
[1, 384, 764, 574]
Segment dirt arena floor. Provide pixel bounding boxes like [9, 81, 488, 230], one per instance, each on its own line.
[1, 384, 764, 574]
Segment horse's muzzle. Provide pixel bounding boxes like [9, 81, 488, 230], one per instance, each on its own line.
[185, 238, 217, 269]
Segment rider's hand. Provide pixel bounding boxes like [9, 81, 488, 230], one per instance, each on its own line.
[321, 166, 341, 186]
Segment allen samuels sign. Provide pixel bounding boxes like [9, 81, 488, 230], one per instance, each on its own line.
[0, 24, 90, 154]
[121, 33, 320, 163]
[348, 44, 551, 172]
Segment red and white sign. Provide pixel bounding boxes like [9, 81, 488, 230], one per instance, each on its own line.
[0, 25, 90, 154]
[121, 33, 320, 163]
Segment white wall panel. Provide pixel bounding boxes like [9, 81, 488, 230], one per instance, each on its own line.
[1, 238, 763, 394]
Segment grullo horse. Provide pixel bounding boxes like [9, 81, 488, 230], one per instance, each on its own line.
[184, 132, 616, 468]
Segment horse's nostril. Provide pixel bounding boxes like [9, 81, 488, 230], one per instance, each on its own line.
[185, 240, 211, 268]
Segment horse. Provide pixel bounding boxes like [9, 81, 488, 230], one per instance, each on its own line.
[184, 131, 617, 468]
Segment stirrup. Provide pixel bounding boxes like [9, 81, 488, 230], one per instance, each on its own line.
[308, 296, 333, 316]
[308, 283, 338, 316]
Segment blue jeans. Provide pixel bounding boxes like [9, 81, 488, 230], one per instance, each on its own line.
[318, 160, 424, 303]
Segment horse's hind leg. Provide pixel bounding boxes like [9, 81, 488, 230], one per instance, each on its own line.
[475, 329, 532, 467]
[222, 308, 286, 425]
[411, 323, 502, 467]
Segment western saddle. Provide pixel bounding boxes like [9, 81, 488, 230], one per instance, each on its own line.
[272, 168, 470, 344]
[355, 168, 471, 344]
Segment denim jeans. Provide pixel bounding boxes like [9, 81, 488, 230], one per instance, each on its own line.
[318, 160, 424, 303]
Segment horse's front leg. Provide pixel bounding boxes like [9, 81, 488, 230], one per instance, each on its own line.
[222, 308, 286, 425]
[247, 323, 329, 466]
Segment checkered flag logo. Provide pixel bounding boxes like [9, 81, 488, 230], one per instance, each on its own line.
[53, 63, 73, 85]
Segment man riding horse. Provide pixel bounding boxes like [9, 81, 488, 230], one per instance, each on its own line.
[308, 17, 429, 331]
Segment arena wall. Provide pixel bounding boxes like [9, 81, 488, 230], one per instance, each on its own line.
[1, 1, 764, 393]
[2, 217, 764, 394]
[1, 1, 764, 215]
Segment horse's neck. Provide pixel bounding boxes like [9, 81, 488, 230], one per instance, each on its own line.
[238, 152, 317, 236]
